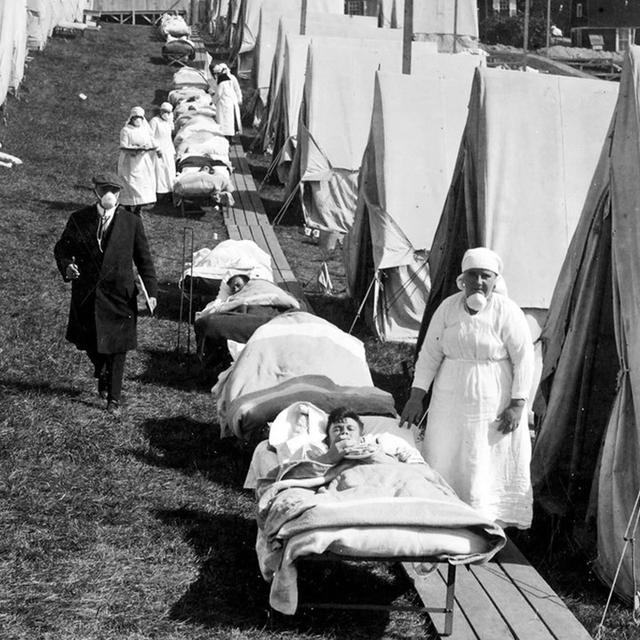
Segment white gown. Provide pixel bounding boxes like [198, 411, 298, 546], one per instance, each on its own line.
[214, 79, 241, 136]
[117, 122, 157, 206]
[150, 115, 176, 194]
[413, 292, 534, 528]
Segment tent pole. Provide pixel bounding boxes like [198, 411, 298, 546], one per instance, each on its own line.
[300, 0, 307, 35]
[546, 0, 552, 51]
[402, 0, 413, 74]
[453, 0, 458, 53]
[523, 0, 530, 69]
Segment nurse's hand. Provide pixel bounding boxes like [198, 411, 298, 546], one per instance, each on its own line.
[497, 399, 525, 434]
[148, 297, 157, 314]
[399, 388, 427, 429]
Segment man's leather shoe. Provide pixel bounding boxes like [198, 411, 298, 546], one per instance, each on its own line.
[106, 401, 121, 418]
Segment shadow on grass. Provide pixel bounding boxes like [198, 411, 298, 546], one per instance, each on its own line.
[156, 507, 404, 638]
[149, 55, 169, 65]
[135, 347, 208, 391]
[0, 378, 83, 398]
[136, 422, 251, 486]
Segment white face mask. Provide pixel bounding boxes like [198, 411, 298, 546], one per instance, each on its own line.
[161, 112, 172, 121]
[466, 292, 487, 312]
[99, 191, 119, 210]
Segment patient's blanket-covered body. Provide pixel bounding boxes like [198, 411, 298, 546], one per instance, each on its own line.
[257, 456, 507, 614]
[194, 279, 303, 357]
[213, 312, 393, 439]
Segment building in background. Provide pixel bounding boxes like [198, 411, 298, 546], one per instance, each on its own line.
[571, 0, 640, 51]
[477, 0, 517, 22]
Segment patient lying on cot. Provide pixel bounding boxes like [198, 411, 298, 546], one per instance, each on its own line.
[250, 402, 507, 614]
[308, 407, 425, 466]
[194, 272, 302, 372]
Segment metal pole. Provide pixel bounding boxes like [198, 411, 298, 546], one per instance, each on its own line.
[546, 0, 552, 51]
[453, 0, 459, 54]
[402, 0, 413, 74]
[523, 0, 530, 70]
[300, 0, 308, 35]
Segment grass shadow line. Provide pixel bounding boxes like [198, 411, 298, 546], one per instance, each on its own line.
[155, 508, 398, 638]
[133, 415, 252, 486]
[0, 378, 83, 398]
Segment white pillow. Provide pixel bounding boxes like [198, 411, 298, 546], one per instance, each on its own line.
[360, 415, 418, 447]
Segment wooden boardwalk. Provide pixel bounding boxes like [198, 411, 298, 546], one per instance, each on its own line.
[224, 142, 307, 305]
[405, 540, 592, 639]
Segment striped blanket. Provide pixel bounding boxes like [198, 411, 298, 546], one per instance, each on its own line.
[213, 312, 394, 439]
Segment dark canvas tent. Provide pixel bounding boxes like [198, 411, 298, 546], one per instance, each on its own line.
[418, 66, 618, 353]
[531, 45, 640, 603]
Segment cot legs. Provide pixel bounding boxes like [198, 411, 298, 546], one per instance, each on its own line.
[443, 563, 456, 636]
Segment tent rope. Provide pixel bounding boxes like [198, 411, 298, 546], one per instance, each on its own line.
[259, 143, 286, 190]
[382, 259, 429, 312]
[595, 484, 640, 638]
[273, 178, 302, 225]
[348, 274, 377, 335]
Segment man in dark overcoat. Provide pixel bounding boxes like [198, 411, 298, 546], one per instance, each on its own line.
[54, 172, 158, 417]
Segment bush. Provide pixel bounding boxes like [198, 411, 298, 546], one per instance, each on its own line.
[480, 12, 548, 49]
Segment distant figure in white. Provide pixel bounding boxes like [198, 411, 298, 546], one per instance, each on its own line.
[149, 102, 176, 201]
[118, 106, 158, 215]
[213, 62, 242, 106]
[212, 63, 242, 140]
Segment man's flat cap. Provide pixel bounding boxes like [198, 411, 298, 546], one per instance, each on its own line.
[92, 172, 125, 189]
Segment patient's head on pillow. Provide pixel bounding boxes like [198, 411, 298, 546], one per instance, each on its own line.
[227, 273, 250, 294]
[326, 407, 363, 447]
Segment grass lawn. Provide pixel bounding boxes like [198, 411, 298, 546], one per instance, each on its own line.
[0, 23, 634, 640]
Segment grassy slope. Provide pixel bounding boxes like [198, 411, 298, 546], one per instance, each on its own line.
[0, 23, 633, 640]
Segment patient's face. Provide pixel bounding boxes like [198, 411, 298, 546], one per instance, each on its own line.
[327, 418, 363, 448]
[228, 275, 248, 294]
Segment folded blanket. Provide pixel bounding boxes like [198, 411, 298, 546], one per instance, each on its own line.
[223, 375, 397, 440]
[213, 313, 379, 437]
[257, 457, 506, 613]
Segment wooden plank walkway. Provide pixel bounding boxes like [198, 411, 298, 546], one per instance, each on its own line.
[224, 142, 308, 306]
[404, 540, 592, 639]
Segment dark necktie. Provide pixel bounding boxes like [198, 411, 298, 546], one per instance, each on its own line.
[97, 215, 108, 251]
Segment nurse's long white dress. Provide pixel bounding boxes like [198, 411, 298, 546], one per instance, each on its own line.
[413, 292, 534, 528]
[117, 122, 157, 206]
[150, 115, 176, 195]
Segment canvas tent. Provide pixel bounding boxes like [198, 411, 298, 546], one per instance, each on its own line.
[27, 0, 86, 50]
[0, 0, 28, 107]
[268, 33, 309, 181]
[235, 0, 342, 74]
[252, 12, 382, 131]
[379, 0, 478, 52]
[531, 45, 640, 604]
[285, 38, 439, 235]
[417, 66, 618, 352]
[344, 56, 482, 342]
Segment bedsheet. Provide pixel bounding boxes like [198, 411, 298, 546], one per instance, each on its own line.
[257, 456, 506, 613]
[197, 279, 300, 317]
